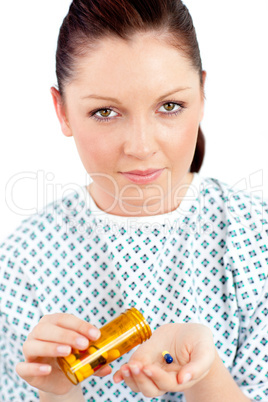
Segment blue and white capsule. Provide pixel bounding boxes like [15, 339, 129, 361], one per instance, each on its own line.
[162, 351, 173, 364]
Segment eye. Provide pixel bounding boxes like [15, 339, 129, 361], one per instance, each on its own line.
[158, 102, 182, 114]
[93, 108, 118, 120]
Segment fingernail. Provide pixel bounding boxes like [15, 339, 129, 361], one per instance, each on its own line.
[88, 328, 101, 340]
[143, 368, 152, 377]
[39, 365, 52, 373]
[57, 345, 71, 355]
[182, 373, 192, 383]
[129, 365, 140, 375]
[122, 368, 130, 377]
[76, 337, 89, 349]
[114, 375, 123, 383]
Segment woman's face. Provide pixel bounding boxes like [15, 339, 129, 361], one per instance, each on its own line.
[52, 32, 205, 216]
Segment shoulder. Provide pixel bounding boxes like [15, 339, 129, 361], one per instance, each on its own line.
[197, 173, 268, 291]
[195, 173, 268, 272]
[0, 185, 93, 268]
[197, 174, 268, 232]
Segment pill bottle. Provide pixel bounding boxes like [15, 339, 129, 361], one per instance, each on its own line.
[57, 307, 152, 385]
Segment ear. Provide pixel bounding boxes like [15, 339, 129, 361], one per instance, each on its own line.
[50, 87, 73, 137]
[199, 70, 207, 122]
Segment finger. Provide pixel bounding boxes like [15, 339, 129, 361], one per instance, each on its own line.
[126, 362, 163, 398]
[38, 314, 101, 341]
[30, 322, 94, 353]
[177, 344, 216, 385]
[34, 314, 101, 343]
[23, 339, 72, 360]
[114, 364, 139, 392]
[27, 322, 89, 354]
[142, 364, 184, 392]
[94, 365, 112, 377]
[16, 362, 52, 379]
[113, 370, 124, 383]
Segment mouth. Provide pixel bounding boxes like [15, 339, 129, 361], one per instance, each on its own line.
[120, 168, 165, 184]
[123, 169, 161, 176]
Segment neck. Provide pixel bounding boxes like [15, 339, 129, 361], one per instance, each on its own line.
[87, 172, 194, 217]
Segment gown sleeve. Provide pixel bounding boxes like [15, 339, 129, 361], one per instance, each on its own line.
[225, 192, 268, 401]
[0, 222, 43, 401]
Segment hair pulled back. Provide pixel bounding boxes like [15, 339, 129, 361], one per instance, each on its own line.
[56, 0, 205, 172]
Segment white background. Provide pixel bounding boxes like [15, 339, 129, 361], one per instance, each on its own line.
[0, 1, 267, 240]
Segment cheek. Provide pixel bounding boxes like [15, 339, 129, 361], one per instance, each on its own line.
[165, 117, 199, 163]
[73, 127, 117, 170]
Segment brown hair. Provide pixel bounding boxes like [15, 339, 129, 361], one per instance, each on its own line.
[55, 0, 205, 172]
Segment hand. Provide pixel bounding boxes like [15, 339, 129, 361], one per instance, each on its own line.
[16, 313, 112, 396]
[113, 323, 216, 398]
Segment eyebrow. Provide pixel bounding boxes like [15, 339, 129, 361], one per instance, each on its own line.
[81, 86, 191, 104]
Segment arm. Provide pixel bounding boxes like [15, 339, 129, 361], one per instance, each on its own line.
[0, 234, 100, 399]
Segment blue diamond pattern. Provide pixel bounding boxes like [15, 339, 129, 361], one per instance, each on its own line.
[0, 174, 267, 401]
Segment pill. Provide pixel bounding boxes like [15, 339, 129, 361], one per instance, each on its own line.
[75, 370, 84, 382]
[80, 363, 94, 377]
[65, 353, 76, 365]
[71, 359, 83, 371]
[162, 351, 173, 364]
[101, 351, 108, 359]
[107, 349, 120, 361]
[88, 346, 98, 354]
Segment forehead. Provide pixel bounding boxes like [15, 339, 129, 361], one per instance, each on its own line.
[67, 32, 199, 97]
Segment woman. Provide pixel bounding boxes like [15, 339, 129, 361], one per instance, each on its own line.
[0, 0, 267, 401]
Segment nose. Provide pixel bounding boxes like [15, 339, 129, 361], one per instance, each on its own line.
[123, 118, 158, 160]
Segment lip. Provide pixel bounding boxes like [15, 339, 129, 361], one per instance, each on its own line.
[120, 168, 164, 184]
[124, 169, 160, 176]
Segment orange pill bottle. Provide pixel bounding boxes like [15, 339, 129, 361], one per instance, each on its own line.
[57, 307, 152, 385]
